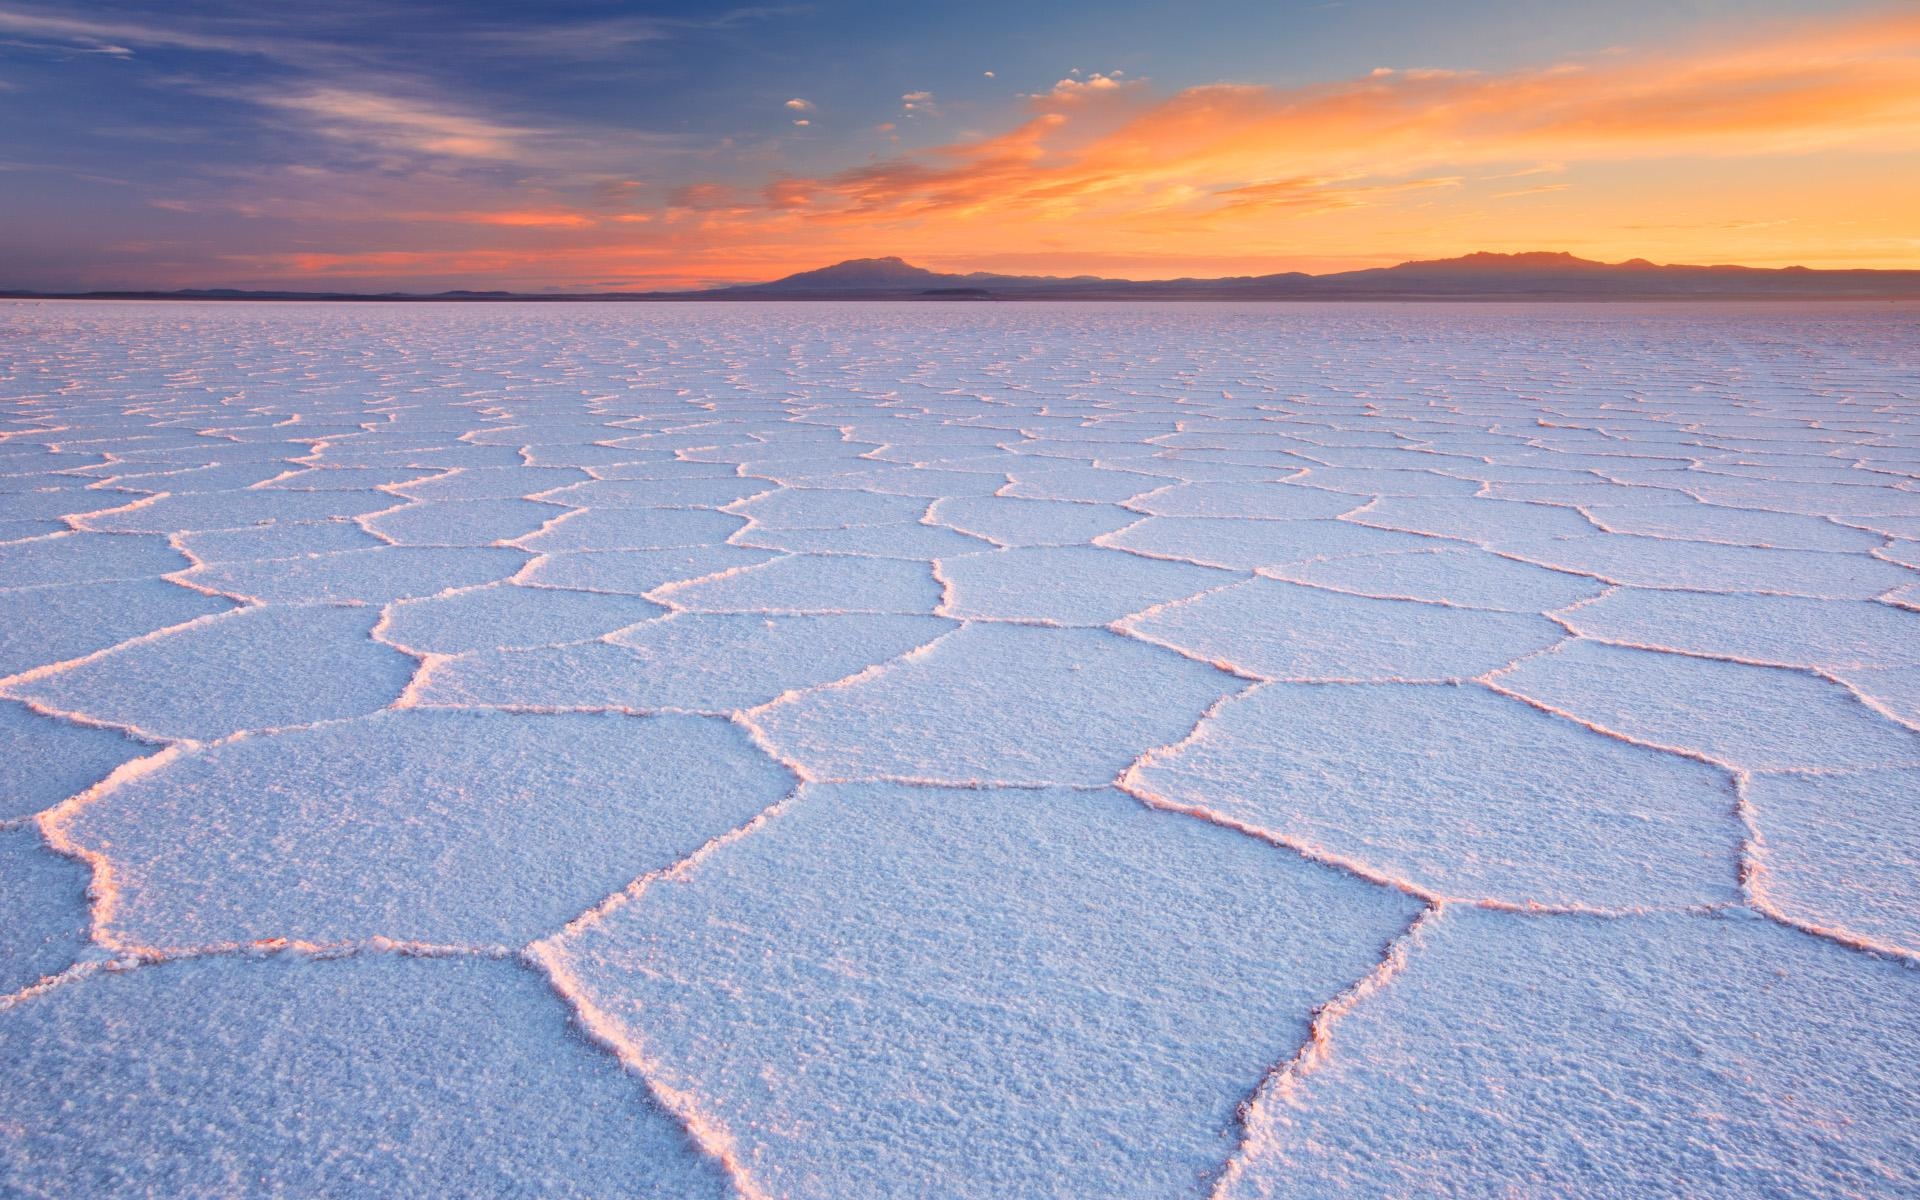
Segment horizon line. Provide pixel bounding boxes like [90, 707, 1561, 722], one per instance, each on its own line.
[12, 249, 1920, 299]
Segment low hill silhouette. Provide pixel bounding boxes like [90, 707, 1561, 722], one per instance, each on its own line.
[10, 252, 1919, 301]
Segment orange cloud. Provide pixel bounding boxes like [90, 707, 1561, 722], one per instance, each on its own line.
[757, 10, 1920, 229]
[447, 209, 596, 228]
[1210, 174, 1465, 217]
[1044, 72, 1130, 101]
[1491, 183, 1572, 200]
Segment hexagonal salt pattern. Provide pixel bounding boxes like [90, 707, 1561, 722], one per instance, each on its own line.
[2, 300, 1915, 1197]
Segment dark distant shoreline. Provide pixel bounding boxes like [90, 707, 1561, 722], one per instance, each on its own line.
[9, 252, 1920, 303]
[7, 291, 1912, 303]
[9, 292, 1920, 303]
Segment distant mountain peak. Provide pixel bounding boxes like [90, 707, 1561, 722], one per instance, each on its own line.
[746, 257, 954, 291]
[1394, 250, 1610, 271]
[812, 255, 917, 271]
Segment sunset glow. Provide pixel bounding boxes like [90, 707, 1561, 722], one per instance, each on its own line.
[2, 1, 1917, 290]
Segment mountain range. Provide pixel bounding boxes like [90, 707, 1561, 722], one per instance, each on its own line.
[8, 252, 1920, 302]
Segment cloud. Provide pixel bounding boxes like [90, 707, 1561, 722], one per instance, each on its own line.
[764, 179, 812, 209]
[1211, 173, 1463, 216]
[1482, 163, 1565, 180]
[250, 86, 534, 160]
[454, 15, 673, 61]
[591, 178, 647, 207]
[668, 182, 745, 211]
[1046, 72, 1125, 100]
[0, 6, 291, 58]
[725, 10, 1920, 229]
[785, 98, 813, 111]
[0, 4, 797, 67]
[439, 209, 596, 228]
[275, 207, 604, 229]
[457, 5, 802, 60]
[0, 33, 132, 57]
[1492, 183, 1572, 199]
[0, 7, 578, 172]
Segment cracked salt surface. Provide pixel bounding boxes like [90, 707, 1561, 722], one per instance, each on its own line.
[0, 955, 733, 1197]
[1217, 907, 1920, 1199]
[0, 300, 1916, 1197]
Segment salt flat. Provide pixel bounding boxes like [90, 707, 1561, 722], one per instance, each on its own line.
[1, 299, 1916, 1197]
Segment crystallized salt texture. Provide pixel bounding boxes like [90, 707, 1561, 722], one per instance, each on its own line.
[64, 710, 794, 948]
[4, 299, 1917, 1198]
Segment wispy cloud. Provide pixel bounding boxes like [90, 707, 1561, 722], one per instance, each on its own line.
[1492, 182, 1571, 200]
[1212, 173, 1463, 215]
[0, 5, 547, 166]
[0, 3, 798, 65]
[0, 6, 292, 58]
[435, 209, 597, 228]
[1, 155, 126, 184]
[250, 86, 535, 160]
[453, 15, 674, 61]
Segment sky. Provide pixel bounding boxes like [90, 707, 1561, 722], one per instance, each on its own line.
[1, 0, 1917, 291]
